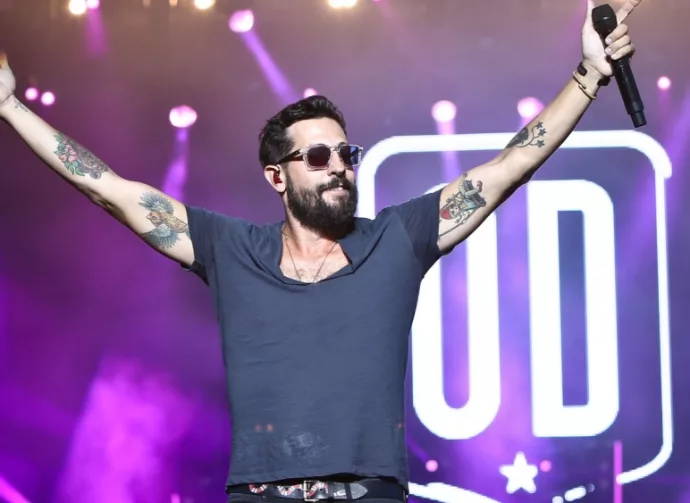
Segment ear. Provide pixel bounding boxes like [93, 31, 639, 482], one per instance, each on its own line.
[264, 165, 285, 193]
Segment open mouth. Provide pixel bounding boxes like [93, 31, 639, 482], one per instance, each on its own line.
[322, 185, 348, 194]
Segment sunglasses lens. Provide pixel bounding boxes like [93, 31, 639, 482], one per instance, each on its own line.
[306, 146, 332, 168]
[339, 145, 362, 166]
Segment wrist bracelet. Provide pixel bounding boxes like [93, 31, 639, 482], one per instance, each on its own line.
[577, 62, 611, 87]
[572, 71, 597, 100]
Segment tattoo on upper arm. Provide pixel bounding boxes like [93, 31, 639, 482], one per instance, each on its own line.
[13, 96, 28, 112]
[138, 192, 190, 249]
[439, 173, 487, 237]
[506, 121, 547, 149]
[53, 133, 111, 179]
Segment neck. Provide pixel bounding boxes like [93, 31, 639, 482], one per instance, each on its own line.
[282, 213, 352, 255]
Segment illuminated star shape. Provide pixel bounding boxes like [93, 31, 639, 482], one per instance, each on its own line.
[499, 452, 538, 494]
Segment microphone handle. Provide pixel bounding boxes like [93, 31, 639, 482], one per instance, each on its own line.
[612, 56, 647, 127]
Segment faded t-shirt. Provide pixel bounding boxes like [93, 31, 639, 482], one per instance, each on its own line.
[185, 189, 445, 490]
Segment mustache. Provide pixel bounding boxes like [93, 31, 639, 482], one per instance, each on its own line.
[318, 177, 354, 194]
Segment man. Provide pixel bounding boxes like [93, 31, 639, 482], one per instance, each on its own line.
[0, 1, 639, 501]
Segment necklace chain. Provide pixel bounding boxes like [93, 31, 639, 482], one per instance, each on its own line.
[282, 230, 338, 283]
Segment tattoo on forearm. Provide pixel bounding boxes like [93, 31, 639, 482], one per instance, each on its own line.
[53, 133, 111, 179]
[138, 192, 190, 249]
[439, 173, 486, 237]
[506, 121, 547, 149]
[13, 96, 28, 112]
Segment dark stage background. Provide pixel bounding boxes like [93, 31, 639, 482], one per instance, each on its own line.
[0, 1, 689, 502]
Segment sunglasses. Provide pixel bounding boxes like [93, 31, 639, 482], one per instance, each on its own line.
[276, 143, 364, 170]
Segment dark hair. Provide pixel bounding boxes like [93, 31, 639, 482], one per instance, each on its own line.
[258, 95, 347, 168]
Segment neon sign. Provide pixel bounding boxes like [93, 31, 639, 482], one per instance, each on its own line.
[357, 131, 673, 490]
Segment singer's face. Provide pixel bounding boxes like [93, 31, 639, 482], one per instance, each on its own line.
[281, 118, 359, 232]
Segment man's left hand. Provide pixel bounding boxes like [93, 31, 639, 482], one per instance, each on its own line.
[580, 0, 642, 79]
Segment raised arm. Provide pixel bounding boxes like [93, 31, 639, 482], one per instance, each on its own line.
[436, 0, 640, 253]
[0, 55, 195, 267]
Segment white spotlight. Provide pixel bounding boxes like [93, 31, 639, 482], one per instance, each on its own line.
[431, 100, 457, 123]
[68, 0, 87, 15]
[328, 0, 358, 8]
[194, 0, 215, 10]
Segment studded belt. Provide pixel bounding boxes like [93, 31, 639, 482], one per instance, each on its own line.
[227, 478, 406, 501]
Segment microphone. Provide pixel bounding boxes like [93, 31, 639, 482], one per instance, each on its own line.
[592, 3, 646, 128]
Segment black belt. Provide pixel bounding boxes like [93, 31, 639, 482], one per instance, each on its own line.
[227, 478, 406, 501]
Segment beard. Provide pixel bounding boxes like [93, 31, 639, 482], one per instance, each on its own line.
[285, 173, 358, 236]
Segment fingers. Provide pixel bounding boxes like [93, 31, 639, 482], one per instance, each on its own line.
[604, 23, 629, 46]
[606, 34, 630, 55]
[609, 42, 635, 60]
[604, 24, 634, 60]
[616, 0, 643, 24]
[585, 0, 595, 24]
[0, 52, 7, 67]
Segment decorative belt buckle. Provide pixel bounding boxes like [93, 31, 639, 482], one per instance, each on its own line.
[302, 480, 321, 502]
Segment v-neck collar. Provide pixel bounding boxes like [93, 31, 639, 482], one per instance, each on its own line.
[262, 220, 368, 285]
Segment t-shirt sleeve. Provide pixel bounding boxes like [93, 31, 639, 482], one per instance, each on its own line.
[184, 205, 233, 282]
[384, 188, 447, 275]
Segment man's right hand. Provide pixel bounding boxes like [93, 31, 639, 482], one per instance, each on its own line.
[0, 53, 17, 109]
[0, 52, 197, 268]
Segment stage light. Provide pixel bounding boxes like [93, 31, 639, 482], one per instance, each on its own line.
[86, 0, 99, 9]
[431, 100, 456, 123]
[539, 460, 552, 472]
[657, 76, 671, 91]
[328, 0, 358, 8]
[194, 0, 215, 10]
[518, 97, 544, 120]
[169, 105, 197, 128]
[425, 460, 438, 472]
[303, 88, 318, 98]
[25, 87, 39, 101]
[41, 91, 56, 106]
[229, 10, 254, 33]
[68, 0, 87, 15]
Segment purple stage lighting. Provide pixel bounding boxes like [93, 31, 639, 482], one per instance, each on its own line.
[517, 97, 544, 120]
[431, 100, 456, 123]
[25, 87, 39, 101]
[86, 0, 99, 9]
[657, 76, 671, 91]
[41, 91, 56, 106]
[425, 459, 438, 472]
[229, 10, 254, 33]
[169, 105, 198, 128]
[303, 88, 318, 98]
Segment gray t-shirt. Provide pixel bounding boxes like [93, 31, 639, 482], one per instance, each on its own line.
[185, 189, 444, 490]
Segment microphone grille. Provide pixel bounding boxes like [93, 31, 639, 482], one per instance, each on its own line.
[592, 4, 618, 34]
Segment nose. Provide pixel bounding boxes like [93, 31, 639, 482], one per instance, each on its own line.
[327, 150, 347, 176]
